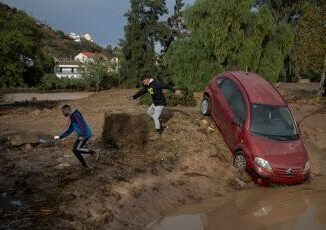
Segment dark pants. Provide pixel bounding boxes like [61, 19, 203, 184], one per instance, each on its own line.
[73, 137, 93, 167]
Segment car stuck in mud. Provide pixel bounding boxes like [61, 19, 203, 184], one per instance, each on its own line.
[201, 71, 310, 185]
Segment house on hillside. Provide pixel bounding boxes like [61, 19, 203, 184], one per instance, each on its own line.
[68, 32, 81, 42]
[54, 60, 81, 78]
[74, 52, 96, 63]
[108, 57, 120, 73]
[81, 33, 93, 42]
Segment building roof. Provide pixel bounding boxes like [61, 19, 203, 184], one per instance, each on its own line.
[226, 71, 286, 106]
[80, 52, 96, 58]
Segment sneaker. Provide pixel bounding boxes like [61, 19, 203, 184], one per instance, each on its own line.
[158, 126, 165, 135]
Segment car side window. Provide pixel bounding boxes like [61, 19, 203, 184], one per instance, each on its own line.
[229, 90, 246, 123]
[218, 78, 237, 102]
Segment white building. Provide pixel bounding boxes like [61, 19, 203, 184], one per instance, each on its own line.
[74, 52, 96, 63]
[108, 57, 120, 73]
[68, 32, 81, 42]
[54, 60, 81, 78]
[81, 33, 93, 42]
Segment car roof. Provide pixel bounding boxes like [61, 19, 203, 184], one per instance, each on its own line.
[222, 71, 286, 106]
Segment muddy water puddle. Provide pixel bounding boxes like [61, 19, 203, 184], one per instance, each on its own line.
[147, 187, 326, 230]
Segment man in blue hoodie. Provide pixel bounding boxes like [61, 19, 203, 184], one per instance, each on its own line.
[54, 104, 99, 168]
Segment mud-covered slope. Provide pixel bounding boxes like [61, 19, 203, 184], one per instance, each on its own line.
[0, 87, 325, 229]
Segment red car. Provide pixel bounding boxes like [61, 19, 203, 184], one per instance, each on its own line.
[201, 71, 310, 185]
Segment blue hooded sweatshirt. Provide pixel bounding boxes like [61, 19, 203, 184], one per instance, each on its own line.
[60, 110, 92, 139]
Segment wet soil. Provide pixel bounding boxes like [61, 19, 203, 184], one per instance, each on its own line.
[0, 86, 325, 229]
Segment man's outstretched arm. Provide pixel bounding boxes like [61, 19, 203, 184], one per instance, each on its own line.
[162, 83, 182, 96]
[59, 123, 74, 139]
[133, 87, 148, 100]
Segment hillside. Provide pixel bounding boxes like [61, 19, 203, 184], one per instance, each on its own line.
[0, 2, 110, 58]
[0, 2, 115, 88]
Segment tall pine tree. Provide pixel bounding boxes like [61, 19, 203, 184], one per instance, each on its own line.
[120, 0, 168, 85]
[161, 0, 188, 54]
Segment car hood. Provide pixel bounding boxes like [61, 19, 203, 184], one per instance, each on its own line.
[250, 134, 308, 167]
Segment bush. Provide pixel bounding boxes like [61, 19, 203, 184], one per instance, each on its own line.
[98, 73, 120, 90]
[39, 74, 87, 90]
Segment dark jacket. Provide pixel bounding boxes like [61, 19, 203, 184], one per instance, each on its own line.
[60, 110, 92, 139]
[133, 79, 176, 106]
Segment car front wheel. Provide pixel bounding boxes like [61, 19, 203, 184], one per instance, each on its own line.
[234, 151, 247, 172]
[200, 96, 210, 116]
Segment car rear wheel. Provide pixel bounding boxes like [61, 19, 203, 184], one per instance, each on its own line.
[234, 152, 247, 172]
[200, 96, 210, 116]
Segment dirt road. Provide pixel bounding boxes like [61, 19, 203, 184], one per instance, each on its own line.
[0, 87, 325, 229]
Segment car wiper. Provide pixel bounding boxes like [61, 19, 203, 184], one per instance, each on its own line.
[252, 131, 297, 141]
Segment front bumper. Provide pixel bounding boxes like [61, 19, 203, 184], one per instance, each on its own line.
[252, 166, 310, 185]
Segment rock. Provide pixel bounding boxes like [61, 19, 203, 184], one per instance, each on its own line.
[202, 119, 208, 125]
[238, 171, 253, 183]
[231, 178, 247, 190]
[9, 133, 39, 147]
[31, 109, 41, 116]
[208, 126, 215, 133]
[43, 108, 51, 113]
[23, 144, 33, 151]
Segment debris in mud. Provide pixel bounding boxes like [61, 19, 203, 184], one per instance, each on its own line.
[0, 132, 55, 150]
[102, 112, 150, 150]
[228, 178, 248, 190]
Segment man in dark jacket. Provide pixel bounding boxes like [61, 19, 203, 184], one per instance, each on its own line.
[54, 104, 99, 168]
[132, 76, 181, 138]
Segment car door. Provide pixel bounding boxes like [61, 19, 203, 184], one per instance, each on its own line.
[225, 89, 247, 150]
[213, 78, 238, 138]
[210, 78, 226, 128]
[215, 78, 246, 150]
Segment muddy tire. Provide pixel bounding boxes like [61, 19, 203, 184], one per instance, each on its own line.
[234, 151, 247, 172]
[200, 96, 210, 116]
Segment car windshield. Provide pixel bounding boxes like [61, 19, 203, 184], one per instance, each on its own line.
[250, 104, 298, 141]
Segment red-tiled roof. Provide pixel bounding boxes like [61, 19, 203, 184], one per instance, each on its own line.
[81, 52, 96, 58]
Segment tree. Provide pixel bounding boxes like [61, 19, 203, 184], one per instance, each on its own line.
[82, 55, 110, 91]
[161, 0, 188, 54]
[254, 0, 302, 23]
[164, 0, 296, 90]
[295, 1, 326, 83]
[120, 0, 168, 86]
[0, 9, 44, 87]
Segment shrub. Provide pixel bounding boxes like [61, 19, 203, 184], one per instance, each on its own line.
[39, 74, 87, 90]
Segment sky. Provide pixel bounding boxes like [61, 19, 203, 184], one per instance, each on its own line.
[1, 0, 196, 47]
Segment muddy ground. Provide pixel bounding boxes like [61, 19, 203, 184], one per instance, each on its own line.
[0, 84, 325, 229]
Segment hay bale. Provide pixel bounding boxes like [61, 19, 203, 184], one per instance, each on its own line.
[102, 112, 150, 150]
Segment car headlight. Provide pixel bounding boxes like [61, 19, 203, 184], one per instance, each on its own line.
[304, 161, 310, 172]
[254, 157, 273, 172]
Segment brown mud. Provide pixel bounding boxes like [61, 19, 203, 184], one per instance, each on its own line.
[0, 85, 325, 229]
